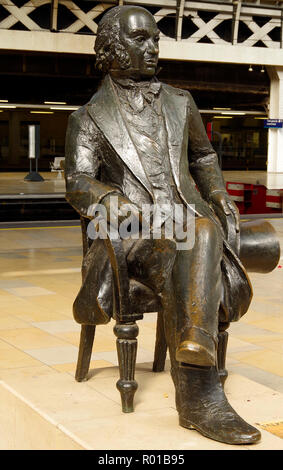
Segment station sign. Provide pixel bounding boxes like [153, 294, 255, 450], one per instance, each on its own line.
[264, 119, 283, 129]
[28, 124, 40, 159]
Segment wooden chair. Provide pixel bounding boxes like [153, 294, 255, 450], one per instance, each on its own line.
[75, 216, 229, 413]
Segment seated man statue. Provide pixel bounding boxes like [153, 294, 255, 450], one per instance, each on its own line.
[65, 5, 271, 445]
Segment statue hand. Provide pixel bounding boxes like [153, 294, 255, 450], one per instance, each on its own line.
[102, 193, 142, 228]
[209, 191, 240, 253]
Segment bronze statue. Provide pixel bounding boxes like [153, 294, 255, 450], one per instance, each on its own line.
[65, 5, 280, 445]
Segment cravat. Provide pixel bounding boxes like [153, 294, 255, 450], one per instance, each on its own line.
[113, 78, 161, 112]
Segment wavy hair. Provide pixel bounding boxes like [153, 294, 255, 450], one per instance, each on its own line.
[94, 6, 132, 73]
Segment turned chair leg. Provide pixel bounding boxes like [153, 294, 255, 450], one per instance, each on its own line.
[114, 322, 139, 413]
[217, 322, 229, 387]
[75, 324, 96, 382]
[153, 311, 167, 372]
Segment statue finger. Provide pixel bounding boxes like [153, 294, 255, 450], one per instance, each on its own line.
[227, 201, 240, 232]
[220, 199, 231, 216]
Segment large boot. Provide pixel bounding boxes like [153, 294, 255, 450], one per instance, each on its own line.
[175, 365, 261, 445]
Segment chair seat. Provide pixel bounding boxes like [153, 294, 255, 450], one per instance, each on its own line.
[75, 216, 231, 412]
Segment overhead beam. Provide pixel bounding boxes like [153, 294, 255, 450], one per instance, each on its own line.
[0, 29, 283, 66]
[159, 39, 283, 65]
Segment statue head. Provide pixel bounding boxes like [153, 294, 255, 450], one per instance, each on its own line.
[95, 6, 160, 80]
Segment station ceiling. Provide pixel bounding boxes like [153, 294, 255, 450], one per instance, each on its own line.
[0, 50, 270, 112]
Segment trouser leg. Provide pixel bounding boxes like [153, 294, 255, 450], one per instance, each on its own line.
[173, 217, 223, 366]
[127, 218, 223, 366]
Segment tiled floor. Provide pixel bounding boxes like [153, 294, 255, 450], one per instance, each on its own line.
[0, 220, 283, 449]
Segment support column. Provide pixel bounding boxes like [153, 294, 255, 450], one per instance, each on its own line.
[267, 66, 283, 174]
[8, 111, 21, 166]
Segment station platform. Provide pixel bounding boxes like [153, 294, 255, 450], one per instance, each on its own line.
[0, 171, 65, 198]
[1, 171, 283, 198]
[0, 172, 77, 222]
[0, 221, 282, 450]
[223, 171, 283, 191]
[0, 171, 282, 222]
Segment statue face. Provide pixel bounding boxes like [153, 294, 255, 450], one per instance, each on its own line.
[116, 8, 160, 79]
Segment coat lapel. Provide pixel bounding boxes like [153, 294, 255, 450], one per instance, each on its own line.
[161, 85, 203, 217]
[87, 75, 152, 196]
[160, 85, 188, 192]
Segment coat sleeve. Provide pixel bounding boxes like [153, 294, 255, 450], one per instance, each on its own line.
[64, 107, 120, 218]
[187, 93, 227, 202]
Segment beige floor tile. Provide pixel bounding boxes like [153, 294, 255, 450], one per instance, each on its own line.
[0, 296, 69, 322]
[87, 369, 175, 411]
[0, 365, 58, 382]
[251, 316, 283, 334]
[65, 408, 245, 450]
[0, 342, 43, 369]
[240, 309, 275, 324]
[137, 324, 158, 351]
[95, 321, 117, 337]
[231, 350, 283, 377]
[31, 320, 80, 334]
[0, 289, 12, 297]
[2, 371, 122, 424]
[0, 382, 83, 450]
[14, 309, 71, 323]
[53, 327, 117, 350]
[53, 331, 81, 347]
[85, 360, 166, 382]
[0, 240, 24, 250]
[23, 345, 80, 365]
[0, 328, 69, 350]
[255, 338, 283, 354]
[227, 336, 263, 354]
[67, 383, 280, 451]
[25, 294, 74, 315]
[0, 339, 11, 350]
[0, 294, 28, 311]
[229, 322, 282, 344]
[91, 334, 116, 353]
[4, 286, 56, 297]
[92, 348, 154, 366]
[226, 357, 240, 366]
[247, 300, 283, 316]
[52, 360, 114, 374]
[25, 277, 80, 296]
[245, 429, 283, 450]
[0, 221, 282, 449]
[235, 334, 280, 345]
[0, 315, 30, 330]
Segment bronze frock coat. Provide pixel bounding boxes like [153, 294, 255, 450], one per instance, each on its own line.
[64, 75, 252, 326]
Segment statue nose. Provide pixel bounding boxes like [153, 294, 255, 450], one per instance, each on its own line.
[146, 39, 158, 54]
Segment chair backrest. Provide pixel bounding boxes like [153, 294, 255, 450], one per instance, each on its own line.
[51, 157, 65, 170]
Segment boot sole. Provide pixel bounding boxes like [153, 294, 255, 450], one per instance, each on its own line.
[179, 415, 261, 445]
[176, 344, 215, 367]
